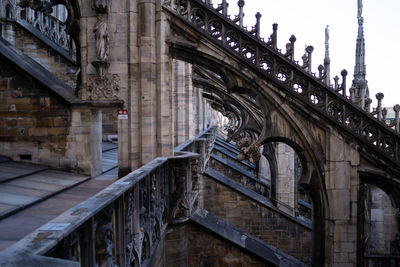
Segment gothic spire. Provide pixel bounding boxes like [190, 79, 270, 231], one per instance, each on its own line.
[352, 0, 369, 100]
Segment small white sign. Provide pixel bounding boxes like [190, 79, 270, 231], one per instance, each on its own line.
[118, 109, 128, 120]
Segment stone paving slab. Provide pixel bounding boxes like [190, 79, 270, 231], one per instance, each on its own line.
[0, 203, 17, 216]
[23, 171, 88, 187]
[0, 144, 118, 247]
[101, 149, 118, 173]
[0, 170, 89, 219]
[0, 192, 40, 206]
[0, 184, 50, 198]
[6, 179, 66, 192]
[0, 175, 116, 251]
[96, 167, 118, 181]
[102, 141, 118, 152]
[0, 162, 48, 184]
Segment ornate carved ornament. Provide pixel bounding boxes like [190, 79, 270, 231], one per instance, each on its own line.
[88, 74, 120, 101]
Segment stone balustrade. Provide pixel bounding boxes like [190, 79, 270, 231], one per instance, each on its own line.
[0, 127, 217, 267]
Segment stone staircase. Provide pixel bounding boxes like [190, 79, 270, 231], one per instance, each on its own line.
[182, 135, 313, 266]
[0, 19, 78, 88]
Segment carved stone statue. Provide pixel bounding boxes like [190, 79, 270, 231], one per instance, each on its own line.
[93, 0, 109, 13]
[325, 25, 329, 44]
[358, 0, 363, 19]
[324, 25, 329, 57]
[94, 15, 109, 61]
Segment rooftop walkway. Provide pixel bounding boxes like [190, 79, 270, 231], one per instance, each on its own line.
[0, 141, 118, 250]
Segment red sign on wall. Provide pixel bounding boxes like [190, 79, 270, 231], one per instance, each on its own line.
[118, 109, 128, 120]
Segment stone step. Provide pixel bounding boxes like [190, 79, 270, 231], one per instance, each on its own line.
[215, 137, 241, 153]
[204, 167, 311, 229]
[210, 153, 258, 181]
[213, 144, 256, 171]
[191, 208, 308, 267]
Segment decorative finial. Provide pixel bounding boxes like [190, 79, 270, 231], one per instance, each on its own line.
[237, 0, 245, 28]
[393, 104, 400, 132]
[301, 46, 314, 72]
[284, 35, 296, 60]
[266, 24, 278, 49]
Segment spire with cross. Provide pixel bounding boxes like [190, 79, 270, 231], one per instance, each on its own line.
[352, 0, 369, 101]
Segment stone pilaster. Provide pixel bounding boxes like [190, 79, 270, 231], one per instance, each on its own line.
[66, 108, 102, 177]
[185, 62, 194, 139]
[174, 59, 186, 146]
[325, 130, 360, 266]
[156, 0, 173, 156]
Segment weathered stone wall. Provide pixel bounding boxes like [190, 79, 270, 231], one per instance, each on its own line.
[164, 223, 272, 267]
[364, 184, 398, 255]
[0, 57, 102, 175]
[202, 176, 312, 264]
[0, 57, 71, 165]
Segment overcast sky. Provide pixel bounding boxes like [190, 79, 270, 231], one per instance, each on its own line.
[223, 0, 400, 108]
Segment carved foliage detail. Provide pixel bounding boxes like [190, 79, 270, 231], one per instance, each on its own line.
[94, 206, 117, 267]
[88, 74, 120, 100]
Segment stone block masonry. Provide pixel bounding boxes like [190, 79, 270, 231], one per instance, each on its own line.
[165, 223, 273, 267]
[202, 176, 312, 264]
[0, 58, 71, 165]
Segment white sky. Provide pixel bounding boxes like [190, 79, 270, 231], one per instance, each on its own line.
[224, 0, 400, 108]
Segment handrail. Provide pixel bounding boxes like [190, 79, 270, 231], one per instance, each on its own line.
[162, 0, 400, 166]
